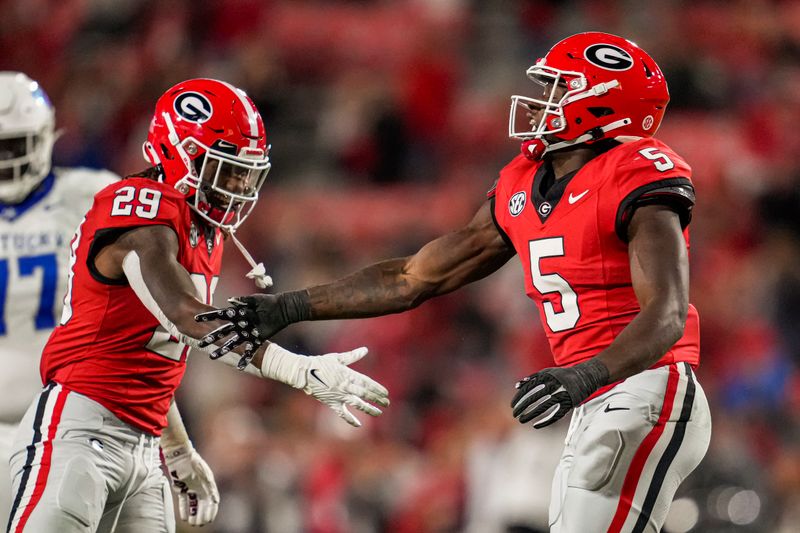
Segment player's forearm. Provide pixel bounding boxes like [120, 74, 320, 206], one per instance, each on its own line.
[161, 400, 191, 450]
[122, 249, 236, 343]
[599, 205, 690, 381]
[305, 206, 513, 320]
[594, 297, 687, 382]
[306, 257, 438, 320]
[168, 298, 222, 340]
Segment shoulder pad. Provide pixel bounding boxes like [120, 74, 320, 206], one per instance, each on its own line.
[89, 178, 187, 232]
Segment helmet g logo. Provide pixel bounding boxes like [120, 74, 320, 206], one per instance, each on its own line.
[584, 44, 633, 71]
[174, 92, 213, 123]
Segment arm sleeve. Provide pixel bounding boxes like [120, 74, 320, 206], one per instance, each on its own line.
[121, 248, 265, 378]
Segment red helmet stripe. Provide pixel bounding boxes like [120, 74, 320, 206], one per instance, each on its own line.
[218, 80, 259, 149]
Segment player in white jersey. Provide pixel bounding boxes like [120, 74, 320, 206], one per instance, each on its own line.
[0, 72, 220, 529]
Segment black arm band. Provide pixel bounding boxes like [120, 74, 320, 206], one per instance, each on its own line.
[615, 178, 695, 242]
[568, 359, 610, 404]
[281, 290, 312, 323]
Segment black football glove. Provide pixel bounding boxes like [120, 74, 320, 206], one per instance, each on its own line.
[194, 291, 311, 364]
[511, 359, 609, 429]
[194, 304, 262, 370]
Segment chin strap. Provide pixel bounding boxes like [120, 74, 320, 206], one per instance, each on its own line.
[522, 118, 633, 161]
[225, 230, 273, 289]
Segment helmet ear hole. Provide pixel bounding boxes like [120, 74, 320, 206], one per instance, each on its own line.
[160, 144, 173, 160]
[588, 107, 614, 118]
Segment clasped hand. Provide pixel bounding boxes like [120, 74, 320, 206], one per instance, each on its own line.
[194, 295, 284, 369]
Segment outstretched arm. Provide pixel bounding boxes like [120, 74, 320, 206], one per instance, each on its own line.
[95, 224, 389, 427]
[94, 224, 224, 342]
[197, 200, 515, 346]
[306, 200, 515, 318]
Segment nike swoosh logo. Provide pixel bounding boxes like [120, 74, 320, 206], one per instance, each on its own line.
[604, 405, 630, 413]
[568, 189, 589, 204]
[309, 368, 327, 386]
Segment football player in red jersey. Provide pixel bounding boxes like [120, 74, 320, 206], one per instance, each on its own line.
[6, 79, 389, 533]
[200, 33, 712, 532]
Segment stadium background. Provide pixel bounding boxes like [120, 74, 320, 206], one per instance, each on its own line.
[3, 0, 800, 531]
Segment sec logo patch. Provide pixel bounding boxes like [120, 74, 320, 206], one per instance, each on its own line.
[509, 191, 526, 217]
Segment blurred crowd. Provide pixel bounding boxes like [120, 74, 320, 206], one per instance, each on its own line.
[3, 0, 800, 531]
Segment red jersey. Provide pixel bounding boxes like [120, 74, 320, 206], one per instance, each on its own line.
[41, 178, 223, 435]
[491, 138, 699, 370]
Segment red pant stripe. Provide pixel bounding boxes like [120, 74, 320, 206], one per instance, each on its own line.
[14, 387, 70, 532]
[607, 364, 680, 532]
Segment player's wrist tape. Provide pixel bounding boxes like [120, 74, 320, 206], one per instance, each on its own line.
[278, 290, 312, 324]
[259, 342, 307, 389]
[565, 359, 610, 404]
[177, 334, 206, 351]
[214, 343, 309, 386]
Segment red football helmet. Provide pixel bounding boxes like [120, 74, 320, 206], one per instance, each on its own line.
[143, 78, 271, 231]
[509, 32, 669, 160]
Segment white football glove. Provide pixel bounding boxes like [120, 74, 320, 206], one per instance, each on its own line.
[261, 344, 390, 427]
[162, 444, 220, 527]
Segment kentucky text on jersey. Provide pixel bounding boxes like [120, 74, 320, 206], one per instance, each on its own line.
[0, 232, 66, 255]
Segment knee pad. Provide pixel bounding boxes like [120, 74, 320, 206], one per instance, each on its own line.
[56, 455, 106, 529]
[568, 428, 624, 491]
[568, 397, 653, 492]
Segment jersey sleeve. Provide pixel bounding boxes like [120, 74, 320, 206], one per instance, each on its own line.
[90, 179, 183, 231]
[486, 179, 498, 199]
[487, 157, 528, 251]
[85, 179, 185, 284]
[488, 194, 515, 250]
[613, 140, 695, 241]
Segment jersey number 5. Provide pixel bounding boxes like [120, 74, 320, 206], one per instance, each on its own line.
[638, 147, 675, 172]
[529, 238, 580, 332]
